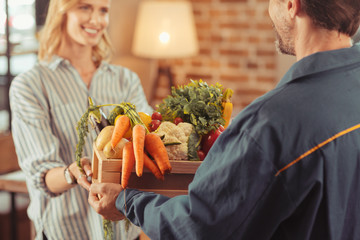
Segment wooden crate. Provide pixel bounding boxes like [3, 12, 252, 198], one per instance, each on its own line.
[92, 143, 202, 198]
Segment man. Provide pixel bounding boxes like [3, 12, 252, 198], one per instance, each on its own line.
[89, 0, 360, 239]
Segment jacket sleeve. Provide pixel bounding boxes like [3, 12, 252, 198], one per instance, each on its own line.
[116, 126, 294, 239]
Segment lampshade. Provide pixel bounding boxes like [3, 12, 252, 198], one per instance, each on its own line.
[132, 0, 199, 59]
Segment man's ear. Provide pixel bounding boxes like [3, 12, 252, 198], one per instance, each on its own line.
[288, 0, 301, 18]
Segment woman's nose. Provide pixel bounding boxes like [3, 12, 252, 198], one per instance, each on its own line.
[89, 11, 101, 25]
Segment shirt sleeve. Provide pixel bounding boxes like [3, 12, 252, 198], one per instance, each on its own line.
[10, 70, 65, 197]
[116, 127, 295, 239]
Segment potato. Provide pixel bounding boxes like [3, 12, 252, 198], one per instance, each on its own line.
[95, 126, 115, 151]
[103, 138, 128, 159]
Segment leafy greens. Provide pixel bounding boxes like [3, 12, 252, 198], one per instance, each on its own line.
[157, 80, 225, 136]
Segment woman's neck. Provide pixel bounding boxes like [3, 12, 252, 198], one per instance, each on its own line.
[57, 39, 97, 87]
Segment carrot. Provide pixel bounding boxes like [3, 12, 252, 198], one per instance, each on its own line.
[144, 133, 171, 175]
[121, 141, 135, 189]
[111, 115, 130, 148]
[132, 124, 146, 177]
[144, 154, 164, 181]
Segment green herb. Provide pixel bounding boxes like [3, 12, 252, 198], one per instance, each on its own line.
[157, 80, 225, 136]
[103, 219, 113, 240]
[75, 99, 100, 173]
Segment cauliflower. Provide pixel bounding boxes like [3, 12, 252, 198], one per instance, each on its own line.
[155, 121, 194, 160]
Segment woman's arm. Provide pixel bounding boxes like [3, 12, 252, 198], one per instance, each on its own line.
[45, 157, 92, 193]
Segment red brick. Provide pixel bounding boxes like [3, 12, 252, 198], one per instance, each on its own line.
[172, 59, 185, 66]
[248, 36, 260, 43]
[186, 73, 213, 81]
[228, 61, 240, 68]
[191, 0, 212, 3]
[236, 88, 267, 97]
[209, 10, 222, 17]
[245, 9, 256, 17]
[265, 62, 276, 70]
[256, 49, 276, 57]
[247, 62, 258, 69]
[220, 74, 249, 82]
[227, 9, 239, 16]
[192, 60, 203, 67]
[220, 49, 249, 57]
[199, 48, 212, 55]
[256, 76, 276, 83]
[196, 22, 212, 30]
[220, 22, 250, 30]
[220, 0, 247, 3]
[150, 0, 279, 112]
[228, 35, 244, 42]
[256, 23, 273, 31]
[211, 35, 223, 42]
[210, 60, 221, 68]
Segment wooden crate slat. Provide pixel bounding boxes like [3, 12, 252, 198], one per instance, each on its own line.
[99, 159, 122, 172]
[99, 171, 120, 183]
[92, 143, 201, 197]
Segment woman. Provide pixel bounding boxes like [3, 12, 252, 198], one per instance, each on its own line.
[10, 0, 152, 239]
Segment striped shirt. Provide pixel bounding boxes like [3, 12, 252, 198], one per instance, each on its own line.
[9, 56, 153, 240]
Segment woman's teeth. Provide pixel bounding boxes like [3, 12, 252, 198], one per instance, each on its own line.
[84, 28, 97, 34]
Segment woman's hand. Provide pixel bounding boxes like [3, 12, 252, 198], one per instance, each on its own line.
[69, 157, 92, 191]
[88, 183, 125, 221]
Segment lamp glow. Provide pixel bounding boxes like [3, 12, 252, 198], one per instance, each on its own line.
[132, 0, 199, 59]
[159, 32, 170, 44]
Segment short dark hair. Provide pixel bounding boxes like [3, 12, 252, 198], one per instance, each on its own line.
[301, 0, 360, 36]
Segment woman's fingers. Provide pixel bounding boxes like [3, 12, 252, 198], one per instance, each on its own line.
[77, 174, 91, 191]
[68, 158, 92, 191]
[80, 157, 93, 176]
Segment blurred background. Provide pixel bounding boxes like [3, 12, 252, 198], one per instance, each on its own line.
[1, 0, 359, 239]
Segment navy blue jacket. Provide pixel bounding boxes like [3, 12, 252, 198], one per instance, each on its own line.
[116, 44, 360, 240]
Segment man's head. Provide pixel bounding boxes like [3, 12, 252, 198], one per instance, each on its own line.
[269, 0, 360, 55]
[301, 0, 360, 37]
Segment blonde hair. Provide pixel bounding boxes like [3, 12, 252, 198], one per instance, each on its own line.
[38, 0, 113, 65]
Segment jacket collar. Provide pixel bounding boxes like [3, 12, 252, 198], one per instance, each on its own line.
[277, 44, 360, 88]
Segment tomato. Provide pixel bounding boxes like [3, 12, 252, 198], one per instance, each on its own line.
[150, 119, 161, 132]
[197, 150, 206, 161]
[218, 125, 225, 133]
[201, 126, 224, 155]
[151, 112, 162, 121]
[174, 117, 183, 125]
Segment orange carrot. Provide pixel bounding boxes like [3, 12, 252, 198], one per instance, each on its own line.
[111, 115, 130, 148]
[144, 133, 171, 175]
[132, 124, 146, 177]
[144, 154, 164, 181]
[121, 141, 135, 189]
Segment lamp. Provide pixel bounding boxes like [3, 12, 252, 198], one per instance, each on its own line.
[132, 0, 199, 103]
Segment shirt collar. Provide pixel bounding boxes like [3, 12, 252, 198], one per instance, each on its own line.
[40, 55, 114, 73]
[277, 44, 360, 87]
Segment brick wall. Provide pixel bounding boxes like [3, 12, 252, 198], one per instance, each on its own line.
[152, 0, 278, 116]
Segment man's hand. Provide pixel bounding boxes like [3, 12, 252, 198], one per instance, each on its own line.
[88, 183, 125, 221]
